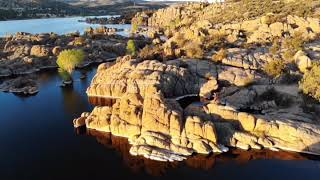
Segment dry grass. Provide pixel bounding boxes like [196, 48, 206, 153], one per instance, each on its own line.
[263, 59, 286, 78]
[184, 42, 204, 59]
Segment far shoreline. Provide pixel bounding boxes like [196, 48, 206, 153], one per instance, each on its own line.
[0, 14, 121, 23]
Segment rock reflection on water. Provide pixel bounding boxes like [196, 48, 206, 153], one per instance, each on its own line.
[85, 129, 179, 176]
[80, 129, 308, 176]
[61, 88, 88, 114]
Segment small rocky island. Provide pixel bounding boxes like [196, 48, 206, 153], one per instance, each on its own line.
[74, 1, 320, 162]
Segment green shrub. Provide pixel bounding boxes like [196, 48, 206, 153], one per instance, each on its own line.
[283, 50, 296, 61]
[57, 49, 85, 74]
[137, 16, 144, 25]
[126, 40, 137, 56]
[282, 32, 305, 61]
[283, 33, 304, 50]
[132, 23, 138, 32]
[263, 59, 286, 78]
[299, 62, 320, 101]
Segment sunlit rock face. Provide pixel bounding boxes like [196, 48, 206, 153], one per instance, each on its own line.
[75, 56, 231, 161]
[86, 56, 202, 98]
[148, 4, 320, 44]
[74, 56, 320, 161]
[187, 102, 320, 154]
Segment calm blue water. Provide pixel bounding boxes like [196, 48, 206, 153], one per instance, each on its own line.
[0, 16, 131, 37]
[0, 66, 319, 180]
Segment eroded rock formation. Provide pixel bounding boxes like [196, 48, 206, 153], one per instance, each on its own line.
[74, 56, 320, 161]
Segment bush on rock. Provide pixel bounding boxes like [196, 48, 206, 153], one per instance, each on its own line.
[263, 59, 286, 78]
[299, 62, 320, 101]
[127, 40, 137, 56]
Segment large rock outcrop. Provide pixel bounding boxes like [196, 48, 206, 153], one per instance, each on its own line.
[75, 56, 234, 161]
[75, 56, 320, 161]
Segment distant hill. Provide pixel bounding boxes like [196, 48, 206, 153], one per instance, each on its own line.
[0, 0, 167, 20]
[0, 0, 143, 8]
[0, 0, 74, 9]
[59, 0, 141, 7]
[60, 0, 130, 4]
[0, 0, 81, 20]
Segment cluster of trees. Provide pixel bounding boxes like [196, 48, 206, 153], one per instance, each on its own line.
[0, 9, 19, 20]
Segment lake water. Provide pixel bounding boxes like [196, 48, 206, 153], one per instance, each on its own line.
[0, 16, 131, 37]
[0, 66, 320, 180]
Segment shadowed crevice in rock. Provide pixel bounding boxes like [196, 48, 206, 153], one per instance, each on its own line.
[176, 95, 200, 109]
[88, 97, 118, 106]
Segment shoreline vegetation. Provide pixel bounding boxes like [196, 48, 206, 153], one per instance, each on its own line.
[1, 0, 320, 162]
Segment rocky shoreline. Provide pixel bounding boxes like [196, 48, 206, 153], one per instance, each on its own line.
[73, 1, 320, 162]
[80, 14, 134, 25]
[0, 29, 150, 94]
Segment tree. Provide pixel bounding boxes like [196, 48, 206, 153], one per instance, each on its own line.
[56, 49, 85, 83]
[126, 40, 137, 56]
